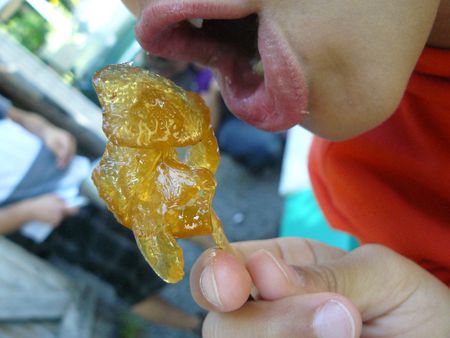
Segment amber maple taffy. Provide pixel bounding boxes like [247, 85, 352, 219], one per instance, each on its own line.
[92, 64, 232, 283]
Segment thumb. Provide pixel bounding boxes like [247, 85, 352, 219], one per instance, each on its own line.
[246, 244, 420, 319]
[203, 293, 362, 338]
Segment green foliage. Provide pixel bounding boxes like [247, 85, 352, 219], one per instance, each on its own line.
[58, 0, 77, 11]
[3, 5, 50, 53]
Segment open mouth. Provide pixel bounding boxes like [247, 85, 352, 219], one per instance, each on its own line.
[136, 1, 308, 131]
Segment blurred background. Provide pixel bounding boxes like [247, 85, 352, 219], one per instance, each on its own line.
[0, 1, 356, 337]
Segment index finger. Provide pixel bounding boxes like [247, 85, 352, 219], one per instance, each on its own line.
[190, 248, 252, 312]
[234, 237, 345, 266]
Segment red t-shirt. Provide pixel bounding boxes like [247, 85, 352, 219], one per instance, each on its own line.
[309, 47, 450, 285]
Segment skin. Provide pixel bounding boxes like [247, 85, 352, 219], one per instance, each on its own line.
[269, 0, 443, 139]
[191, 239, 450, 337]
[122, 0, 450, 336]
[0, 194, 78, 235]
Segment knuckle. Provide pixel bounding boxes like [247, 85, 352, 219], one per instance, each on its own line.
[275, 237, 317, 264]
[306, 264, 340, 293]
[319, 265, 340, 293]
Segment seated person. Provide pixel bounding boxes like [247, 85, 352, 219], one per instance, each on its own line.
[0, 94, 202, 333]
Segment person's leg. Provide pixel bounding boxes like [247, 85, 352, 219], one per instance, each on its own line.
[218, 118, 283, 171]
[132, 294, 201, 330]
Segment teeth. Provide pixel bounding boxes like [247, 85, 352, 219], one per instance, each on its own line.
[188, 18, 204, 29]
[251, 59, 264, 76]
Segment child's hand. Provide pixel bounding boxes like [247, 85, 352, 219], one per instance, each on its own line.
[42, 126, 76, 168]
[8, 106, 77, 168]
[26, 194, 79, 226]
[190, 238, 450, 337]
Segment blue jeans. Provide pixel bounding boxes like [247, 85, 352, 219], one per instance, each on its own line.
[218, 118, 283, 170]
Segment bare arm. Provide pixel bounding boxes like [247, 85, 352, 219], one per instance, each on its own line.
[0, 195, 77, 235]
[0, 200, 34, 235]
[8, 106, 50, 139]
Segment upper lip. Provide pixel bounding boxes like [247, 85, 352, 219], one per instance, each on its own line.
[136, 1, 257, 64]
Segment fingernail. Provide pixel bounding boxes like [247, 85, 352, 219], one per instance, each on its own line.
[259, 250, 304, 287]
[200, 264, 223, 308]
[313, 300, 355, 338]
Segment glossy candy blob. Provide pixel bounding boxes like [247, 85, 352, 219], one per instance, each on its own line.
[92, 64, 230, 283]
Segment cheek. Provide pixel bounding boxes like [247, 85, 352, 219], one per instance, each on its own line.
[277, 21, 404, 140]
[297, 43, 406, 140]
[300, 81, 400, 141]
[267, 0, 436, 140]
[298, 45, 404, 140]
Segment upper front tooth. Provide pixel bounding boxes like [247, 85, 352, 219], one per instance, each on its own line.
[188, 18, 204, 29]
[252, 60, 264, 76]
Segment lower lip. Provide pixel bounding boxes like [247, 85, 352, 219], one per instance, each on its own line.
[217, 16, 308, 131]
